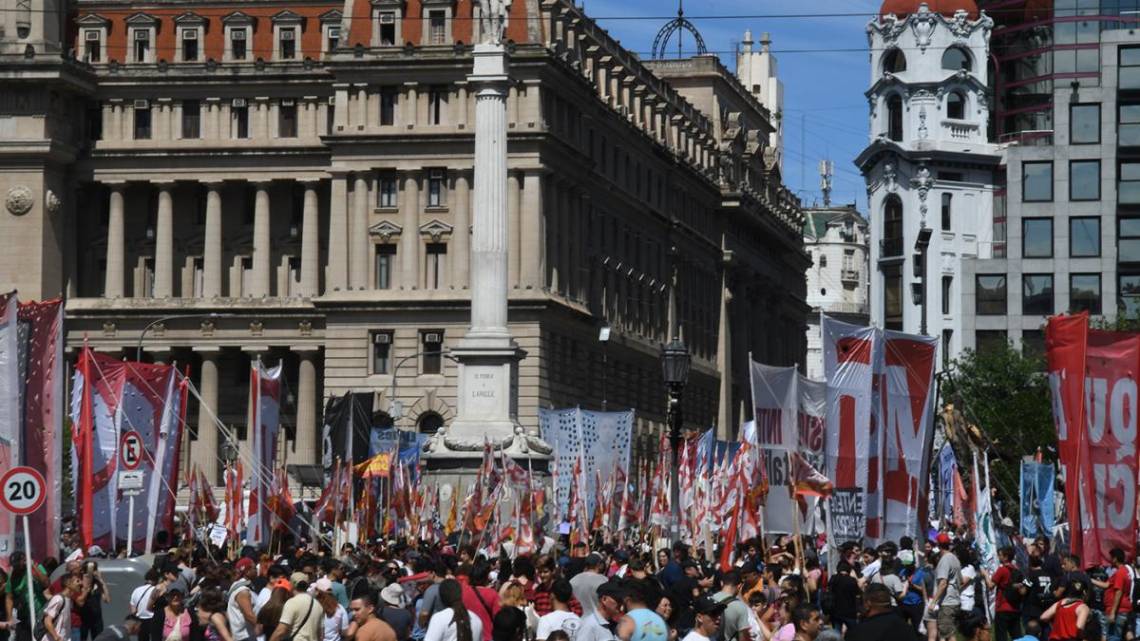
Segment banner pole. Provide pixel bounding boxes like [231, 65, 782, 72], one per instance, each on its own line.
[824, 496, 836, 575]
[126, 494, 135, 557]
[23, 515, 35, 634]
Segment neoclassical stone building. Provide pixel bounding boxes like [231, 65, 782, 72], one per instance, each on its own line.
[0, 0, 808, 481]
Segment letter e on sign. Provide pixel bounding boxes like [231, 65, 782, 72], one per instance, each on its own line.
[120, 431, 143, 471]
[0, 467, 46, 515]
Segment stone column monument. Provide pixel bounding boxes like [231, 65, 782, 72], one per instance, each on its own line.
[426, 0, 549, 466]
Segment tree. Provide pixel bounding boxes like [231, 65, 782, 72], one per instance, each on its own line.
[942, 340, 1054, 502]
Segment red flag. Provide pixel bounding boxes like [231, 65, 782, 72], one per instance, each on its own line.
[1047, 313, 1089, 559]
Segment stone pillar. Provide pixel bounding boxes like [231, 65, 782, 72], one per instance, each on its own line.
[350, 174, 370, 289]
[105, 183, 126, 298]
[456, 83, 469, 128]
[507, 171, 520, 288]
[558, 184, 571, 296]
[300, 180, 321, 296]
[400, 172, 420, 288]
[355, 86, 368, 132]
[250, 181, 272, 297]
[520, 170, 543, 289]
[202, 181, 224, 297]
[293, 349, 319, 464]
[327, 171, 349, 290]
[153, 182, 175, 298]
[452, 170, 471, 288]
[404, 83, 418, 128]
[193, 348, 220, 482]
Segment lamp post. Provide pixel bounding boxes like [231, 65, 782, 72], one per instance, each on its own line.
[661, 336, 691, 542]
[913, 227, 933, 336]
[136, 312, 232, 361]
[599, 322, 611, 411]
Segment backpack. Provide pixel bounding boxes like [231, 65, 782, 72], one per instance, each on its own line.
[1002, 566, 1027, 608]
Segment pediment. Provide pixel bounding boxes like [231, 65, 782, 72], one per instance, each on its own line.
[174, 12, 207, 25]
[419, 219, 453, 240]
[76, 14, 110, 27]
[320, 9, 343, 23]
[272, 10, 304, 24]
[369, 220, 403, 240]
[222, 11, 255, 26]
[125, 12, 159, 26]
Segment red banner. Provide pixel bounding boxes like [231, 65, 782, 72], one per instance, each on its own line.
[1047, 314, 1088, 558]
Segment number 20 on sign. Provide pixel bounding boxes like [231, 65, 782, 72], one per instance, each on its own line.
[0, 466, 46, 636]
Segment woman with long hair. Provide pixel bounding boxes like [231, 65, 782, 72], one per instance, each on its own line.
[159, 590, 192, 641]
[195, 590, 234, 641]
[424, 579, 484, 641]
[256, 586, 292, 641]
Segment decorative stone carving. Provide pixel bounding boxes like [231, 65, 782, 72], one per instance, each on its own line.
[479, 0, 510, 45]
[884, 162, 898, 192]
[419, 219, 454, 242]
[152, 322, 166, 338]
[5, 185, 34, 216]
[869, 13, 906, 44]
[102, 321, 116, 337]
[44, 189, 61, 215]
[298, 320, 313, 336]
[200, 319, 215, 337]
[912, 165, 934, 221]
[249, 320, 264, 336]
[918, 106, 928, 140]
[948, 9, 972, 39]
[369, 220, 403, 243]
[911, 4, 936, 52]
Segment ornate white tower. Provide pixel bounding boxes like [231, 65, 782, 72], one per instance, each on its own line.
[855, 0, 1000, 365]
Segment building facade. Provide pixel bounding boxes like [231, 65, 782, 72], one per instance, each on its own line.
[0, 0, 808, 481]
[857, 0, 1001, 367]
[803, 204, 870, 379]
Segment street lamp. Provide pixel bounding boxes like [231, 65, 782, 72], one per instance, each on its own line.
[136, 312, 233, 361]
[598, 322, 611, 411]
[661, 336, 690, 541]
[912, 227, 933, 336]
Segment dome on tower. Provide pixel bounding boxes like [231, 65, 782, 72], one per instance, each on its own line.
[879, 0, 979, 19]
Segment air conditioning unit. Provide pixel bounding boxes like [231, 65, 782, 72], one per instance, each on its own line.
[231, 29, 247, 40]
[373, 333, 391, 345]
[281, 29, 295, 40]
[182, 29, 198, 40]
[85, 30, 100, 41]
[424, 332, 442, 344]
[232, 98, 247, 108]
[134, 30, 149, 41]
[133, 99, 150, 109]
[379, 13, 395, 24]
[281, 98, 296, 106]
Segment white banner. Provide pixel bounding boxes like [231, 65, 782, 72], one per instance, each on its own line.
[750, 361, 798, 534]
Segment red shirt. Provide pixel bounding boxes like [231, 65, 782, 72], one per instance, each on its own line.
[457, 577, 500, 641]
[993, 564, 1018, 614]
[1106, 567, 1133, 614]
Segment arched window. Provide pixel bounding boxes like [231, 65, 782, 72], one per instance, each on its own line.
[372, 411, 394, 429]
[883, 196, 903, 257]
[947, 92, 966, 119]
[942, 47, 972, 71]
[887, 95, 903, 141]
[417, 411, 444, 435]
[882, 48, 907, 73]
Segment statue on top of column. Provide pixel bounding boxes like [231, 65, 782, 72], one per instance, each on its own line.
[480, 0, 511, 45]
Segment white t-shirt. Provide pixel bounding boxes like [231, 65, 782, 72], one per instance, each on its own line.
[680, 631, 710, 641]
[424, 608, 484, 641]
[227, 581, 257, 641]
[130, 584, 157, 620]
[536, 610, 581, 641]
[255, 587, 272, 614]
[322, 605, 351, 641]
[960, 565, 977, 612]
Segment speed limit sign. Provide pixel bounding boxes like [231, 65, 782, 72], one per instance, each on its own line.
[0, 467, 46, 515]
[120, 430, 143, 471]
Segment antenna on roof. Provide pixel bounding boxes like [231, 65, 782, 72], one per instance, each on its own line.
[819, 160, 834, 207]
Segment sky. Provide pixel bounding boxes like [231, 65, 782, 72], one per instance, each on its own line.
[584, 0, 882, 211]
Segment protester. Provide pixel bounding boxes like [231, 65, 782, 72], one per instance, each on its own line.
[1040, 579, 1090, 641]
[379, 585, 413, 641]
[89, 616, 142, 641]
[424, 580, 481, 641]
[349, 592, 397, 641]
[844, 584, 916, 641]
[616, 579, 667, 641]
[195, 590, 234, 641]
[929, 534, 962, 641]
[535, 581, 579, 641]
[678, 598, 723, 641]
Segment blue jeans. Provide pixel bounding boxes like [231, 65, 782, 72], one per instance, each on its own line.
[1106, 613, 1129, 641]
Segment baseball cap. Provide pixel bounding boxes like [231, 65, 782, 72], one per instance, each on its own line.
[308, 578, 333, 595]
[936, 532, 952, 546]
[272, 578, 293, 592]
[380, 584, 404, 607]
[693, 596, 727, 616]
[290, 572, 309, 586]
[235, 558, 255, 573]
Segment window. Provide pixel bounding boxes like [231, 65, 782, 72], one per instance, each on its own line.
[1071, 104, 1100, 144]
[232, 99, 249, 139]
[428, 10, 446, 45]
[133, 29, 150, 63]
[279, 28, 297, 60]
[379, 12, 396, 45]
[883, 264, 903, 331]
[1071, 273, 1102, 314]
[1121, 47, 1140, 90]
[1022, 330, 1046, 358]
[946, 92, 965, 120]
[1120, 273, 1140, 317]
[976, 330, 1008, 352]
[181, 100, 201, 139]
[417, 411, 444, 435]
[279, 100, 298, 137]
[370, 331, 393, 374]
[941, 46, 971, 71]
[942, 329, 952, 368]
[1022, 161, 1053, 202]
[1070, 160, 1100, 201]
[882, 196, 903, 257]
[425, 243, 447, 289]
[134, 102, 152, 139]
[181, 28, 199, 61]
[380, 87, 398, 125]
[421, 331, 443, 374]
[1121, 104, 1140, 146]
[230, 28, 248, 60]
[427, 169, 446, 207]
[941, 193, 952, 231]
[1022, 274, 1054, 316]
[942, 275, 952, 315]
[378, 175, 398, 208]
[1122, 162, 1140, 204]
[887, 95, 903, 142]
[882, 48, 906, 73]
[1070, 217, 1100, 257]
[84, 30, 102, 62]
[976, 275, 1007, 315]
[375, 245, 396, 289]
[1120, 218, 1140, 262]
[1022, 218, 1053, 258]
[428, 87, 446, 125]
[818, 254, 828, 268]
[326, 25, 340, 52]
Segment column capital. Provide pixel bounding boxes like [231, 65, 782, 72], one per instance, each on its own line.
[242, 345, 271, 356]
[103, 180, 128, 190]
[298, 178, 323, 187]
[290, 346, 321, 354]
[152, 179, 177, 188]
[249, 179, 274, 188]
[204, 97, 223, 104]
[328, 168, 352, 178]
[192, 345, 222, 353]
[202, 179, 226, 189]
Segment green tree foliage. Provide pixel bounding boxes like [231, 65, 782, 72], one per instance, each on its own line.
[942, 340, 1055, 500]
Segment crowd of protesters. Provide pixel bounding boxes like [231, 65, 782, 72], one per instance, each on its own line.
[0, 528, 1132, 641]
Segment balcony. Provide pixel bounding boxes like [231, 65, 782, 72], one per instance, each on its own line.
[841, 269, 860, 284]
[941, 119, 980, 141]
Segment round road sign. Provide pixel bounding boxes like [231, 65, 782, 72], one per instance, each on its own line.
[120, 430, 143, 471]
[0, 467, 46, 515]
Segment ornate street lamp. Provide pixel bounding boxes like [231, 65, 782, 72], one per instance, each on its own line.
[661, 336, 691, 541]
